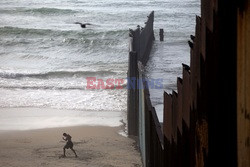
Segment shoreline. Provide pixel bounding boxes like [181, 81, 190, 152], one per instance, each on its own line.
[0, 107, 124, 131]
[0, 124, 128, 137]
[0, 125, 142, 167]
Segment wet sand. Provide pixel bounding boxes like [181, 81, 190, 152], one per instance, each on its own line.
[0, 126, 142, 167]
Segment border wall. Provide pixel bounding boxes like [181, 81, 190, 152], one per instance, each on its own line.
[127, 1, 250, 166]
[127, 11, 154, 138]
[127, 11, 155, 165]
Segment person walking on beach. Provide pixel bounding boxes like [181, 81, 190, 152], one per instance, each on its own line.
[62, 133, 77, 158]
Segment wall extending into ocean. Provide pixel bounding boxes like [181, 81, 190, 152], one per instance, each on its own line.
[127, 11, 155, 166]
[127, 11, 155, 137]
[127, 1, 250, 166]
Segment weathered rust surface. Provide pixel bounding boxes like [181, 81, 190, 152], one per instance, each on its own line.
[182, 65, 191, 127]
[201, 0, 214, 31]
[177, 78, 183, 134]
[163, 92, 172, 141]
[172, 91, 178, 144]
[237, 1, 250, 166]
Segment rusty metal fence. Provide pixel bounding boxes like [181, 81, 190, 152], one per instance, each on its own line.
[128, 1, 239, 166]
[127, 11, 155, 166]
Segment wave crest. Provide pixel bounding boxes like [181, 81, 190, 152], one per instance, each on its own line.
[0, 7, 77, 15]
[0, 70, 118, 79]
[25, 7, 77, 15]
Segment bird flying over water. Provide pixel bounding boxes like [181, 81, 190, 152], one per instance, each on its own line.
[74, 22, 92, 28]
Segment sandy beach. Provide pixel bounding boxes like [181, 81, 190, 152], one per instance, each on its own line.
[0, 125, 142, 167]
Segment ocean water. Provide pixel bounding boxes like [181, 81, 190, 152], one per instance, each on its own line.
[0, 0, 200, 130]
[146, 1, 200, 122]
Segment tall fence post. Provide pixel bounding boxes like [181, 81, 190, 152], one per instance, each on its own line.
[160, 29, 164, 41]
[127, 51, 139, 137]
